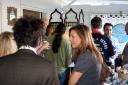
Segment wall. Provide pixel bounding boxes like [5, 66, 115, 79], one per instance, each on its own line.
[1, 0, 128, 32]
[60, 8, 91, 27]
[1, 0, 20, 32]
[0, 2, 1, 32]
[0, 0, 60, 33]
[63, 3, 128, 27]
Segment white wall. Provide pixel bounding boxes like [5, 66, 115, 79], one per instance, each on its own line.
[0, 2, 2, 32]
[0, 0, 61, 33]
[1, 0, 128, 33]
[1, 0, 20, 32]
[61, 8, 91, 27]
[63, 4, 128, 27]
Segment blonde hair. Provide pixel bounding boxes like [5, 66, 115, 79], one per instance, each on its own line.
[69, 25, 103, 64]
[0, 32, 17, 57]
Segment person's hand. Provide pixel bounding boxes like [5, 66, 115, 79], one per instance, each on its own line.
[36, 41, 50, 54]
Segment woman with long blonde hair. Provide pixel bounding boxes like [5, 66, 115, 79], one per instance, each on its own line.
[0, 31, 17, 57]
[69, 24, 103, 85]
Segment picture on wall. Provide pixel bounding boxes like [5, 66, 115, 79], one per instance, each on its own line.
[7, 7, 17, 26]
[23, 9, 41, 19]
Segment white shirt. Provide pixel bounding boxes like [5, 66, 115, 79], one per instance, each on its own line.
[19, 46, 37, 54]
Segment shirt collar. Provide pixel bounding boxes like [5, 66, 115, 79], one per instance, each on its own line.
[19, 45, 37, 54]
[92, 28, 104, 35]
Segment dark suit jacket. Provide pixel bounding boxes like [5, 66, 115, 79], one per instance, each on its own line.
[0, 49, 59, 85]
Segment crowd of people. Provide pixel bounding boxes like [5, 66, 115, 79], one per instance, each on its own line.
[0, 15, 128, 85]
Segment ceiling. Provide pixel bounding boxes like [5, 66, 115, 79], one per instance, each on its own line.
[63, 0, 128, 6]
[32, 0, 128, 7]
[62, 0, 128, 13]
[27, 0, 128, 13]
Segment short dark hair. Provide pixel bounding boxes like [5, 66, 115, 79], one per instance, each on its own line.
[91, 17, 102, 29]
[13, 16, 44, 48]
[103, 23, 113, 30]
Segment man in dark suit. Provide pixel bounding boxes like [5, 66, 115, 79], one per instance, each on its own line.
[0, 16, 59, 85]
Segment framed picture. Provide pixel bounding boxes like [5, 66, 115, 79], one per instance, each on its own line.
[7, 7, 17, 26]
[23, 9, 41, 19]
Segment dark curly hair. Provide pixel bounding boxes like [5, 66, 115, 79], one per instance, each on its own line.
[13, 16, 44, 48]
[52, 23, 66, 53]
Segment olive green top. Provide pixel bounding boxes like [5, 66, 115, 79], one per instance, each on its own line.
[45, 35, 72, 73]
